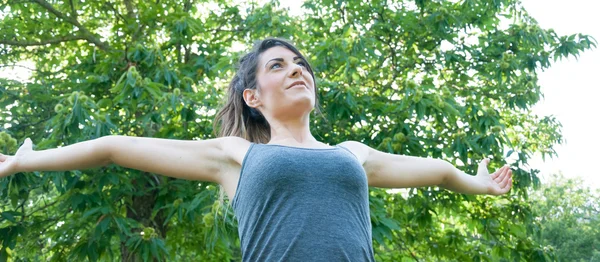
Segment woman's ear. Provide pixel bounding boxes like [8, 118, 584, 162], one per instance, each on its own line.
[243, 89, 261, 109]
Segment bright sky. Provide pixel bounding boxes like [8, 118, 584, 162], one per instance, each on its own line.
[1, 1, 598, 189]
[522, 0, 600, 189]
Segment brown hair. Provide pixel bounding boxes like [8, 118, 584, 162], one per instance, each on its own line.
[214, 38, 319, 143]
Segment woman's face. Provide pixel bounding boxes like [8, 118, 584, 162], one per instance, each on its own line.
[249, 46, 315, 121]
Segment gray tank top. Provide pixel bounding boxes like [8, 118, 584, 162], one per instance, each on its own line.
[231, 143, 374, 262]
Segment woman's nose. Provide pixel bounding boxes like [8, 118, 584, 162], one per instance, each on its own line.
[289, 64, 303, 77]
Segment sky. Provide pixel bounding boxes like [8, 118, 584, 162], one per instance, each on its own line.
[520, 0, 600, 189]
[1, 0, 598, 189]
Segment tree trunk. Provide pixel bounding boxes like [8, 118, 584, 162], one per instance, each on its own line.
[120, 174, 168, 261]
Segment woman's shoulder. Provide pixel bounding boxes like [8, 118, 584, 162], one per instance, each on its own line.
[337, 141, 370, 165]
[219, 136, 251, 145]
[219, 136, 252, 165]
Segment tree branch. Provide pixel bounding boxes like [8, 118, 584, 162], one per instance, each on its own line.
[103, 2, 127, 22]
[0, 64, 36, 71]
[0, 64, 69, 79]
[182, 0, 193, 64]
[123, 0, 135, 19]
[26, 199, 60, 218]
[124, 0, 145, 43]
[6, 0, 30, 4]
[30, 0, 110, 51]
[0, 35, 87, 47]
[69, 0, 77, 19]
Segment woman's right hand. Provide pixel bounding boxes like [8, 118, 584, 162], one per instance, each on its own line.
[0, 138, 32, 178]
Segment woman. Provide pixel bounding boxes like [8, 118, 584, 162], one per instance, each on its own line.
[0, 38, 512, 261]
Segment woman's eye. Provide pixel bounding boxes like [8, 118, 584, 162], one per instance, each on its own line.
[296, 61, 307, 67]
[270, 63, 282, 69]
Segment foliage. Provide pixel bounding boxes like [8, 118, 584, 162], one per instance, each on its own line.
[0, 0, 595, 261]
[532, 174, 600, 262]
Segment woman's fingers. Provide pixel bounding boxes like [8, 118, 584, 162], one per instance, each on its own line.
[494, 169, 512, 193]
[491, 167, 500, 180]
[491, 170, 500, 179]
[499, 169, 512, 188]
[491, 166, 505, 182]
[0, 153, 6, 162]
[487, 166, 513, 195]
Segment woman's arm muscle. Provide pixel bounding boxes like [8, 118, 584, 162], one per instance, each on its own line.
[338, 141, 511, 194]
[18, 136, 248, 183]
[339, 141, 450, 188]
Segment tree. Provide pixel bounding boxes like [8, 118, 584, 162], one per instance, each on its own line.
[0, 0, 595, 261]
[532, 174, 600, 262]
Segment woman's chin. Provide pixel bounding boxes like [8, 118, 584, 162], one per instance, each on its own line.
[276, 98, 314, 117]
[286, 94, 314, 105]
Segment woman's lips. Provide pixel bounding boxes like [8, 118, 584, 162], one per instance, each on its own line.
[287, 80, 307, 89]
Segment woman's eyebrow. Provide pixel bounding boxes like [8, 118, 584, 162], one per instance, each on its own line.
[264, 56, 304, 68]
[265, 58, 284, 68]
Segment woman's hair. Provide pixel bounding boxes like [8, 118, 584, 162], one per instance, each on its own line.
[214, 38, 319, 144]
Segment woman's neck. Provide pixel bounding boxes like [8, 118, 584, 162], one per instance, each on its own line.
[267, 118, 319, 146]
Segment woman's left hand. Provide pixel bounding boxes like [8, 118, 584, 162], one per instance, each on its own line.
[476, 158, 513, 195]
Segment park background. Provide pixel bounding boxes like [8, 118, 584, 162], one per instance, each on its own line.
[1, 0, 599, 261]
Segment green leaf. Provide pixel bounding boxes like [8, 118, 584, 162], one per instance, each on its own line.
[82, 207, 103, 219]
[0, 0, 592, 260]
[0, 211, 18, 223]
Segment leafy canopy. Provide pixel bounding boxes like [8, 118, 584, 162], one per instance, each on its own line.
[0, 0, 595, 261]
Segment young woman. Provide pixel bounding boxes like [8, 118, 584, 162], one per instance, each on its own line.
[0, 38, 512, 261]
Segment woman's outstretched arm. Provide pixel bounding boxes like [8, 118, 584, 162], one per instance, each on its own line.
[339, 141, 512, 195]
[0, 136, 248, 184]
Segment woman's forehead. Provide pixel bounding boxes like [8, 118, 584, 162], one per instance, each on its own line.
[260, 46, 299, 62]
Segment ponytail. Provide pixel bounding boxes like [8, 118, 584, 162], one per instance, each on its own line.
[214, 71, 271, 143]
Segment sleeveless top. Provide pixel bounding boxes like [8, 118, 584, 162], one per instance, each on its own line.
[231, 143, 375, 262]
